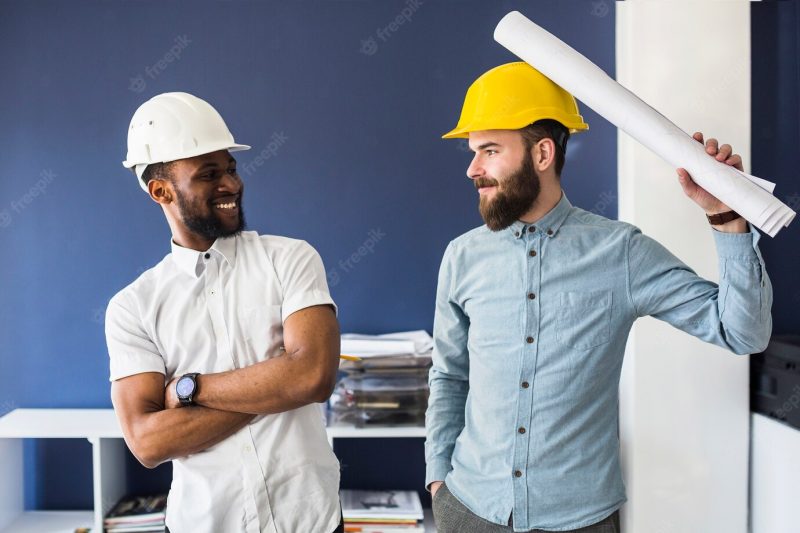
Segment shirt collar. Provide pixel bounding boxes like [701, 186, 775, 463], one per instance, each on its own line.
[508, 192, 573, 240]
[170, 235, 238, 278]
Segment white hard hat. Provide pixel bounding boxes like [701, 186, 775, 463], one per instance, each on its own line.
[122, 92, 250, 192]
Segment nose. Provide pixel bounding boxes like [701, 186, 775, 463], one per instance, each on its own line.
[218, 169, 241, 193]
[466, 153, 484, 180]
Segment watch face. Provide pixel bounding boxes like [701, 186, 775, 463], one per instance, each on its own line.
[176, 376, 195, 398]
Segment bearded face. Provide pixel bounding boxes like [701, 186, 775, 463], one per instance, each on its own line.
[173, 183, 246, 242]
[475, 149, 540, 231]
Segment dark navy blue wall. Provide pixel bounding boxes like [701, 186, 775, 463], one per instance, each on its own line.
[752, 0, 800, 335]
[0, 0, 616, 510]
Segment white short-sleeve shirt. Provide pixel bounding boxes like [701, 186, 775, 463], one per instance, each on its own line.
[105, 231, 341, 533]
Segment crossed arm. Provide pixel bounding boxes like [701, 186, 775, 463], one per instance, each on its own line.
[111, 305, 340, 468]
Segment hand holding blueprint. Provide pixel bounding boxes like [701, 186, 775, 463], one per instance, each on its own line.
[494, 11, 795, 237]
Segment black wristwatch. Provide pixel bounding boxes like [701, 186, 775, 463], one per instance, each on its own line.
[176, 373, 200, 407]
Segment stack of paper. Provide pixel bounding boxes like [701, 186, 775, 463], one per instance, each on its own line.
[104, 494, 167, 532]
[331, 331, 432, 427]
[341, 330, 434, 358]
[340, 330, 433, 371]
[341, 489, 425, 532]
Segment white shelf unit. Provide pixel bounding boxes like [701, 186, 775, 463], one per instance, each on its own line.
[751, 413, 800, 533]
[0, 409, 434, 532]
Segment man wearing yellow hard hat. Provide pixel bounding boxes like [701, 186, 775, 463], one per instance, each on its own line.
[425, 63, 771, 532]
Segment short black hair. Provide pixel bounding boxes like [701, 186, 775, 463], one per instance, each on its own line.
[140, 162, 175, 189]
[519, 119, 570, 177]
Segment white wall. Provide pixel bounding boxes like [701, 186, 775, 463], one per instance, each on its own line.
[616, 2, 751, 533]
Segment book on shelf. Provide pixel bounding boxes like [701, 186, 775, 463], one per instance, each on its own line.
[105, 522, 164, 533]
[341, 489, 424, 531]
[104, 493, 167, 532]
[344, 522, 425, 533]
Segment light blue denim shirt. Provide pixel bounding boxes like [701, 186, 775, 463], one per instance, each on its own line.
[425, 193, 772, 532]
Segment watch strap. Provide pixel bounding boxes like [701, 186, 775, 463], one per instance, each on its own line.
[706, 210, 741, 225]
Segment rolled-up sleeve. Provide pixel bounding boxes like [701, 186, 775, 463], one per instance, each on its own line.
[425, 242, 470, 489]
[627, 225, 772, 355]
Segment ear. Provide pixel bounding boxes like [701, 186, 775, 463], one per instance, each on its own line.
[533, 138, 556, 173]
[148, 179, 173, 205]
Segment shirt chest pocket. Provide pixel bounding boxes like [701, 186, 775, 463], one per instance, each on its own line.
[556, 290, 613, 350]
[237, 303, 283, 359]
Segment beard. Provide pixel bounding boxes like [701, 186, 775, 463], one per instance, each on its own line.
[174, 187, 247, 242]
[477, 150, 541, 231]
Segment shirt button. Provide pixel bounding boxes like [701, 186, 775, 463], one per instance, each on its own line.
[210, 290, 215, 295]
[526, 336, 534, 344]
[244, 445, 252, 453]
[514, 231, 520, 237]
[527, 292, 536, 300]
[514, 470, 523, 478]
[546, 229, 553, 236]
[529, 226, 535, 232]
[529, 250, 537, 257]
[521, 381, 529, 388]
[518, 427, 526, 434]
[204, 253, 210, 259]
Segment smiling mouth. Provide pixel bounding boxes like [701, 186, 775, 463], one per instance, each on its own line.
[212, 192, 241, 210]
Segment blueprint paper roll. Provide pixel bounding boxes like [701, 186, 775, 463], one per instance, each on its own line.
[494, 11, 795, 237]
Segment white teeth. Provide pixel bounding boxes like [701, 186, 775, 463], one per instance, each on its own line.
[215, 202, 236, 209]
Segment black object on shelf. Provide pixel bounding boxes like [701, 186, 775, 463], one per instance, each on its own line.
[750, 335, 800, 430]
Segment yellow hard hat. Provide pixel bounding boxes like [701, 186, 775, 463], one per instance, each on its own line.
[442, 62, 589, 139]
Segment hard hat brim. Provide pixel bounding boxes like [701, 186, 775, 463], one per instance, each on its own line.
[442, 114, 589, 140]
[122, 142, 251, 169]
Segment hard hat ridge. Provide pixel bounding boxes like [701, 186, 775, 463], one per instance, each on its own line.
[442, 62, 589, 139]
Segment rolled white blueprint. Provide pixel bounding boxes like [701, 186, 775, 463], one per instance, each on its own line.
[494, 11, 795, 237]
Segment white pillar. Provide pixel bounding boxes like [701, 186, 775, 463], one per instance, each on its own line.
[616, 2, 751, 533]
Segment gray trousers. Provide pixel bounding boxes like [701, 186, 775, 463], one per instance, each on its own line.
[432, 482, 621, 533]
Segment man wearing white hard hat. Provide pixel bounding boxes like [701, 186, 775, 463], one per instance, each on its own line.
[106, 92, 344, 533]
[425, 63, 772, 532]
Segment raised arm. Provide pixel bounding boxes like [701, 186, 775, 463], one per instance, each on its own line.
[628, 132, 773, 354]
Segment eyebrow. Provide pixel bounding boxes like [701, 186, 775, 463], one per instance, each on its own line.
[193, 157, 237, 174]
[472, 142, 500, 152]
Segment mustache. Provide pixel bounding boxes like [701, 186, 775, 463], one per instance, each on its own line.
[208, 192, 242, 205]
[474, 177, 499, 189]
